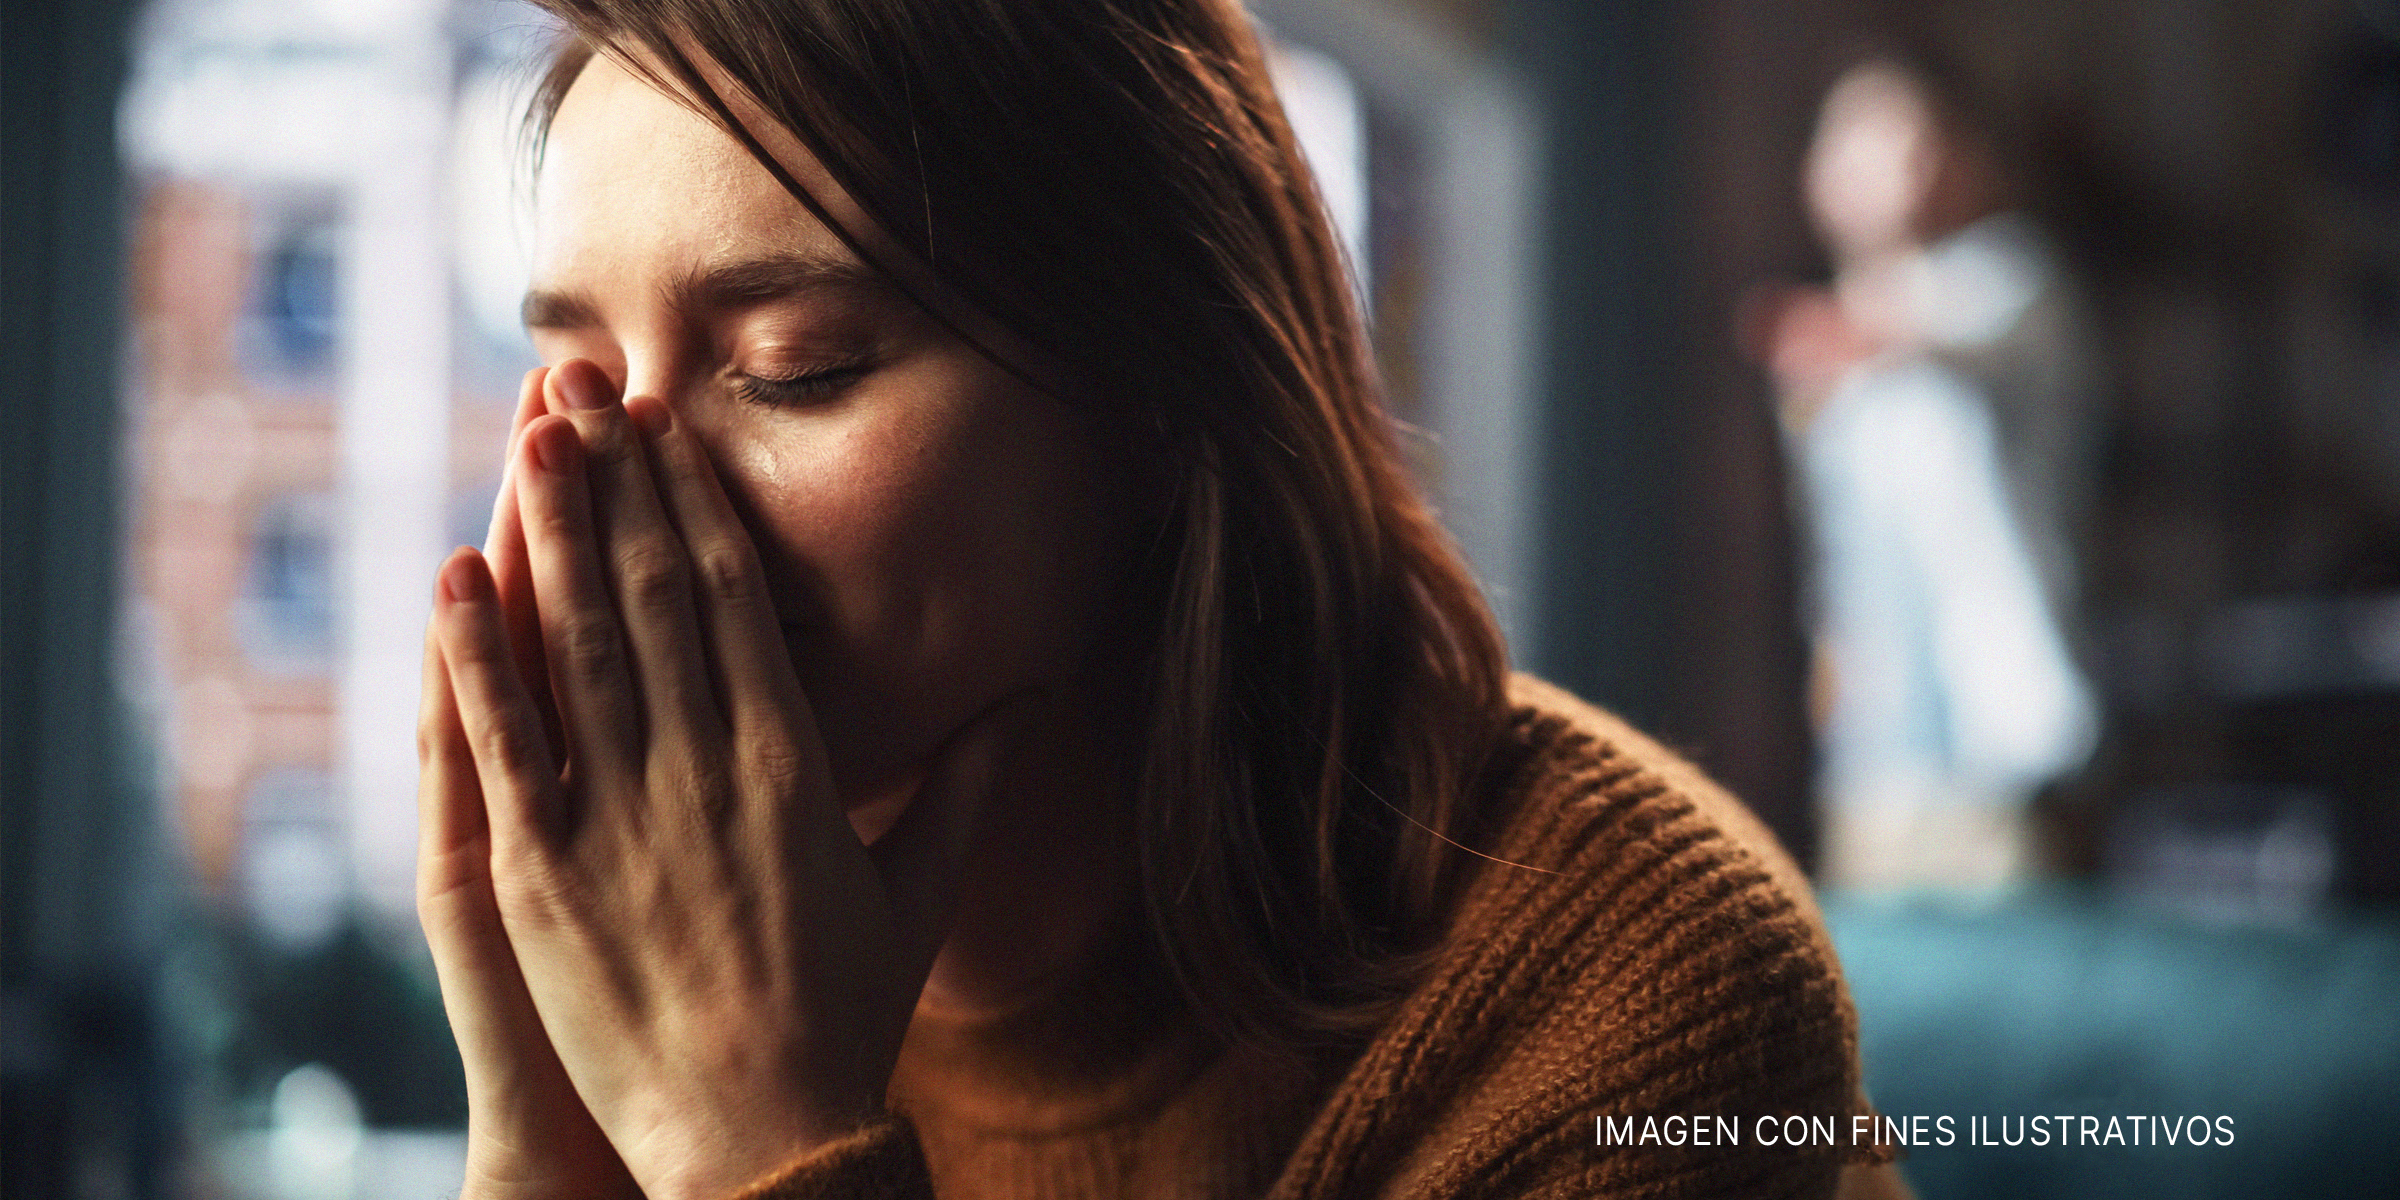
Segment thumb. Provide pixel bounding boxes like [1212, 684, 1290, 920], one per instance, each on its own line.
[866, 688, 1047, 963]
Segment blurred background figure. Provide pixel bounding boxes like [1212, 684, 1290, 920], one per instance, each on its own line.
[1736, 4, 2400, 1197]
[1761, 58, 2099, 891]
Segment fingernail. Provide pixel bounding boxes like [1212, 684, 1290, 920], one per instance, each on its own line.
[629, 398, 672, 437]
[530, 421, 579, 475]
[439, 551, 491, 603]
[559, 364, 612, 410]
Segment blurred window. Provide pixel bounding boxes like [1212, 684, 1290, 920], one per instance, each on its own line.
[241, 209, 344, 389]
[119, 0, 547, 1192]
[239, 492, 337, 672]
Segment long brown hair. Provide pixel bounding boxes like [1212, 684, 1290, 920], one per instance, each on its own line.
[525, 0, 1510, 1051]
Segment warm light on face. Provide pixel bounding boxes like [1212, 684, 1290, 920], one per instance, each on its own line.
[526, 54, 1137, 802]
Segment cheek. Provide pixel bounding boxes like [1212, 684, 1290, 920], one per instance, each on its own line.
[725, 418, 926, 575]
[702, 375, 1132, 769]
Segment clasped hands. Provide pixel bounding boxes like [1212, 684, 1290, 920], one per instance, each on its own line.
[416, 361, 1020, 1200]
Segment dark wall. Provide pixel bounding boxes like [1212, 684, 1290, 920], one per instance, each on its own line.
[1505, 0, 1683, 736]
[1502, 0, 1823, 867]
[2, 0, 174, 1195]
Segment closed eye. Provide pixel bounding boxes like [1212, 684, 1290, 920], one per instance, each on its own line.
[730, 359, 874, 409]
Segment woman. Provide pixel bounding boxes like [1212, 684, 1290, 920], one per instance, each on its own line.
[416, 1, 1892, 1197]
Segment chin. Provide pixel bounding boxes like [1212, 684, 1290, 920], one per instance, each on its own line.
[781, 654, 936, 800]
[778, 622, 1038, 812]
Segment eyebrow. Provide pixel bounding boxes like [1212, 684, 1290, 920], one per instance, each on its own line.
[520, 250, 890, 331]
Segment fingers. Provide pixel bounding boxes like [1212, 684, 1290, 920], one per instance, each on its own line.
[483, 367, 549, 571]
[508, 365, 549, 457]
[514, 410, 648, 790]
[533, 361, 726, 763]
[623, 394, 817, 754]
[417, 611, 489, 900]
[488, 367, 560, 759]
[416, 593, 541, 1086]
[421, 578, 641, 1199]
[435, 546, 565, 846]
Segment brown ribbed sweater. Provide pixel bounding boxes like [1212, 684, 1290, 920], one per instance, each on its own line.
[735, 675, 1874, 1200]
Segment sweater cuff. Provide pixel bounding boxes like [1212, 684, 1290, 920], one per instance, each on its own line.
[725, 1112, 933, 1200]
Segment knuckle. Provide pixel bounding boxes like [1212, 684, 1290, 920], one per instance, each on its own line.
[614, 544, 689, 610]
[655, 753, 734, 826]
[528, 497, 582, 543]
[413, 886, 455, 934]
[676, 748, 732, 794]
[694, 542, 761, 605]
[446, 621, 507, 670]
[468, 706, 547, 776]
[553, 613, 625, 677]
[743, 733, 812, 792]
[576, 412, 638, 465]
[489, 850, 578, 926]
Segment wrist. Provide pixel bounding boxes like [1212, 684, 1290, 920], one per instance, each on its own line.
[460, 1166, 643, 1200]
[624, 1094, 888, 1200]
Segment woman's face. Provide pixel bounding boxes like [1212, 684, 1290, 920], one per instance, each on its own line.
[526, 54, 1135, 806]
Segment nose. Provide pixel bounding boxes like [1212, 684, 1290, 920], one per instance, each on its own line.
[616, 348, 675, 414]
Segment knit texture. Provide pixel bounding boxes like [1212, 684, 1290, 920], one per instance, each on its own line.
[728, 1115, 929, 1200]
[738, 675, 1875, 1200]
